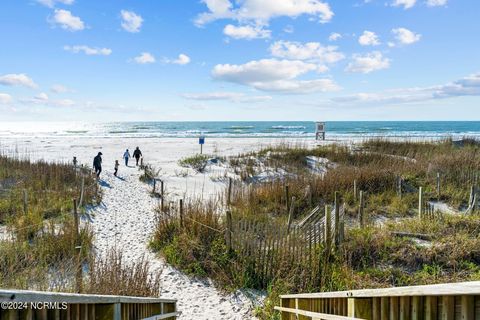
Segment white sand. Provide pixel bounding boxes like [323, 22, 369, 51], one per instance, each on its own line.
[87, 165, 259, 319]
[1, 137, 317, 319]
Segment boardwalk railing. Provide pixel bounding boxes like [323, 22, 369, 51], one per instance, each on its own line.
[0, 289, 178, 320]
[276, 281, 480, 320]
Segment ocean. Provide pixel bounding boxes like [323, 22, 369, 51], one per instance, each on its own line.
[0, 121, 479, 139]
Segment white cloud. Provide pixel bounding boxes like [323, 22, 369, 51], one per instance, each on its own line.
[168, 54, 191, 65]
[392, 28, 421, 45]
[51, 84, 71, 93]
[0, 93, 13, 104]
[212, 58, 340, 93]
[64, 45, 112, 56]
[332, 73, 480, 106]
[358, 30, 380, 46]
[120, 10, 143, 33]
[270, 41, 344, 65]
[134, 52, 156, 64]
[345, 51, 390, 74]
[0, 74, 37, 88]
[196, 0, 334, 26]
[36, 0, 74, 8]
[392, 0, 416, 9]
[51, 9, 85, 31]
[182, 92, 272, 103]
[223, 24, 271, 39]
[426, 0, 447, 6]
[328, 32, 342, 41]
[24, 92, 76, 107]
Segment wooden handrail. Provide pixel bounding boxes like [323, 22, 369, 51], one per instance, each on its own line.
[279, 281, 480, 299]
[144, 311, 181, 320]
[0, 289, 176, 304]
[0, 288, 178, 320]
[274, 306, 363, 320]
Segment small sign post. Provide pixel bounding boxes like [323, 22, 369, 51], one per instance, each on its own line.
[199, 136, 205, 154]
[315, 122, 326, 141]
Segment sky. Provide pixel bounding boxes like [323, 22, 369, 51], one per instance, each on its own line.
[0, 0, 479, 121]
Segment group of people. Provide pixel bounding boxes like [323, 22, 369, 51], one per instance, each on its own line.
[91, 146, 143, 178]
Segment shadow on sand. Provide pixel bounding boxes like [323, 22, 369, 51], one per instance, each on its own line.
[98, 179, 112, 189]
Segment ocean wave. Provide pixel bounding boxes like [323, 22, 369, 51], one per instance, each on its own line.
[226, 126, 254, 130]
[271, 125, 306, 129]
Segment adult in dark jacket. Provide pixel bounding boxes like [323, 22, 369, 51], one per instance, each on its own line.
[133, 147, 142, 166]
[93, 152, 103, 177]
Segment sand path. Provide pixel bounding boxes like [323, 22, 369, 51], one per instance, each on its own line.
[87, 165, 257, 320]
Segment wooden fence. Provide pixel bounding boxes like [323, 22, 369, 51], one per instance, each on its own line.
[230, 201, 345, 287]
[276, 281, 480, 320]
[0, 289, 178, 320]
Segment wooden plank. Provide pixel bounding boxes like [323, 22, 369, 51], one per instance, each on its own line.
[411, 296, 424, 320]
[399, 296, 410, 320]
[347, 298, 372, 319]
[442, 296, 454, 320]
[380, 297, 389, 320]
[0, 289, 177, 305]
[372, 297, 381, 320]
[89, 304, 95, 320]
[425, 296, 438, 320]
[274, 306, 363, 320]
[390, 297, 399, 320]
[279, 281, 480, 299]
[460, 295, 474, 320]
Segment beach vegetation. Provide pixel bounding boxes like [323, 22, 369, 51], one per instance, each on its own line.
[178, 154, 211, 173]
[151, 138, 480, 318]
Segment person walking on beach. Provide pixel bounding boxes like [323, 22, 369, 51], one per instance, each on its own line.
[123, 149, 131, 166]
[133, 147, 142, 166]
[73, 156, 78, 168]
[114, 160, 119, 176]
[93, 152, 103, 178]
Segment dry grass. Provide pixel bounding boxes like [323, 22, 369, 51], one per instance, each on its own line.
[86, 249, 162, 297]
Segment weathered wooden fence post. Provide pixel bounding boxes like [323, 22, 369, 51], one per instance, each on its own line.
[353, 180, 358, 202]
[436, 172, 441, 199]
[73, 199, 82, 293]
[418, 187, 423, 218]
[79, 176, 85, 207]
[23, 189, 28, 214]
[287, 196, 296, 233]
[325, 205, 332, 253]
[179, 199, 184, 227]
[160, 180, 165, 211]
[334, 191, 340, 247]
[226, 210, 232, 251]
[358, 191, 365, 228]
[227, 177, 232, 206]
[285, 185, 290, 213]
[153, 179, 156, 194]
[397, 176, 402, 199]
[339, 202, 345, 245]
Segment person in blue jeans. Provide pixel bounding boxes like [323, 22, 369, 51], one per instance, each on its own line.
[123, 149, 131, 166]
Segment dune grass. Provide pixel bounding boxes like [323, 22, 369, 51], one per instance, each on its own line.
[1, 153, 162, 296]
[150, 138, 480, 318]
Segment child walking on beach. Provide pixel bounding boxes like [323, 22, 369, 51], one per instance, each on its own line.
[114, 160, 119, 176]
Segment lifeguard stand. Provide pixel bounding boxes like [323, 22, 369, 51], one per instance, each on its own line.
[315, 122, 326, 140]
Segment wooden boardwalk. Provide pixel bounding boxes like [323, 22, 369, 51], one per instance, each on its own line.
[0, 289, 178, 320]
[276, 281, 480, 320]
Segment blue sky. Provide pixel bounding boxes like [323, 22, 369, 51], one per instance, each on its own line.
[0, 0, 479, 121]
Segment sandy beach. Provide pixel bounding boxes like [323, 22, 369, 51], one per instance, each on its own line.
[0, 136, 318, 319]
